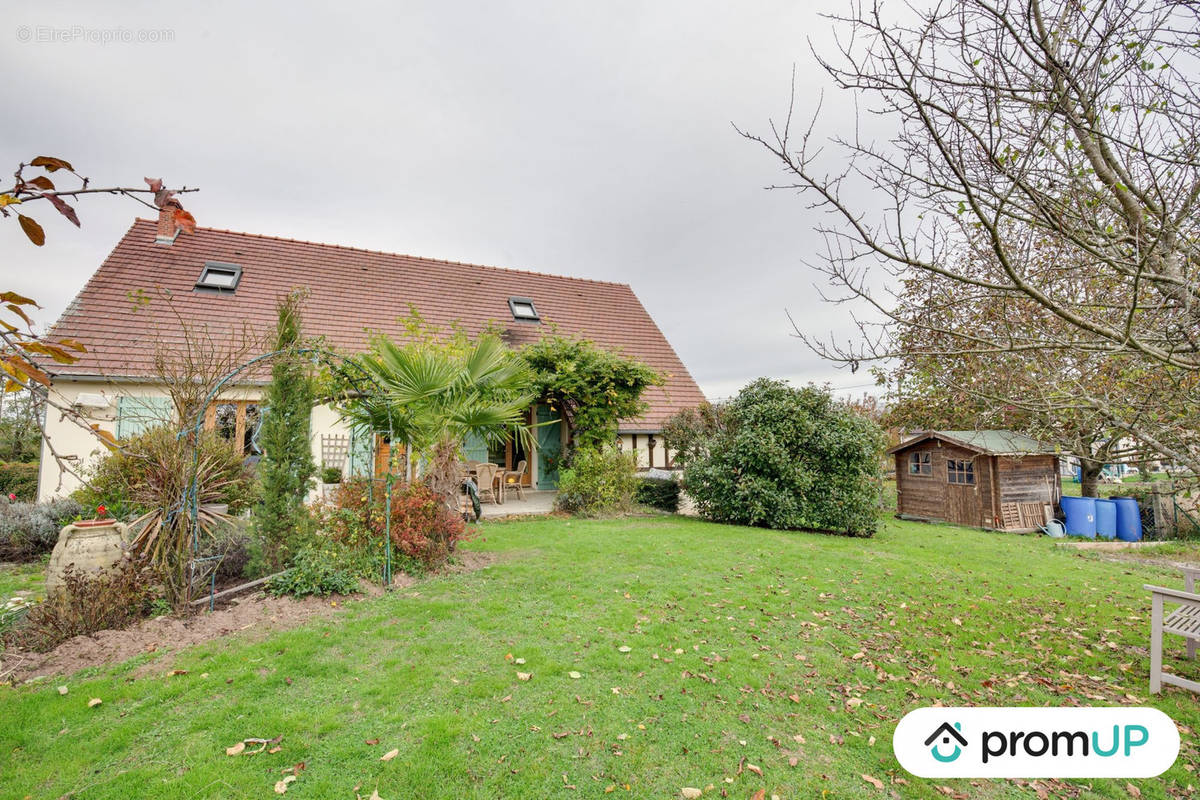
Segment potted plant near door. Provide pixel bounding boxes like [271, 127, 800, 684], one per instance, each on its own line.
[320, 466, 342, 500]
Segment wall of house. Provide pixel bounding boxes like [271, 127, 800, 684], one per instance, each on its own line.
[38, 379, 354, 503]
[616, 432, 676, 470]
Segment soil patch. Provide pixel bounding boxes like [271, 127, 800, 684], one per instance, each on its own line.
[0, 550, 503, 684]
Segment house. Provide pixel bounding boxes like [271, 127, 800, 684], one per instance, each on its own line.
[888, 430, 1060, 531]
[34, 210, 706, 501]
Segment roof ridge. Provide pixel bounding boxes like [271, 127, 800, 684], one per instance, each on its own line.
[132, 218, 634, 289]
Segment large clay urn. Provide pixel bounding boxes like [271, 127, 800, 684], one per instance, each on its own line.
[45, 519, 130, 596]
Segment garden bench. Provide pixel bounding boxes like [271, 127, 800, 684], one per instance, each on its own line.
[1146, 567, 1200, 694]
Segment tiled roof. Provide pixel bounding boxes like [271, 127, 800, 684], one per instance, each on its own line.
[888, 429, 1056, 456]
[44, 219, 705, 430]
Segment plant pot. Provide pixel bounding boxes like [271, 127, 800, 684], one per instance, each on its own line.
[46, 519, 130, 596]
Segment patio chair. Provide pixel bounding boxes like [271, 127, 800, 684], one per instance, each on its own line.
[1145, 566, 1200, 694]
[504, 459, 527, 502]
[475, 463, 499, 504]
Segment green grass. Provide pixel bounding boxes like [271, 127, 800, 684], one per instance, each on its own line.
[1, 516, 1198, 799]
[0, 559, 45, 600]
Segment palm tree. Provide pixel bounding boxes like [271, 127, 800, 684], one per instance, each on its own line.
[341, 332, 536, 503]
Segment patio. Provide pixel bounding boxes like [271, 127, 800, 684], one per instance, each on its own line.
[479, 490, 557, 519]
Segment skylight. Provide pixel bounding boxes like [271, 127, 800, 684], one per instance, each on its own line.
[508, 297, 540, 322]
[195, 261, 242, 293]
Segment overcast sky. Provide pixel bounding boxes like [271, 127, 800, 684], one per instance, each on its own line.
[2, 0, 880, 401]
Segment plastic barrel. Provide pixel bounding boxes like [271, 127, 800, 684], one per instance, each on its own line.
[1095, 499, 1117, 539]
[1113, 497, 1143, 542]
[1060, 496, 1097, 538]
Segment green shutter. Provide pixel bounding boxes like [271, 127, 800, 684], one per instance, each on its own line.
[347, 426, 375, 477]
[116, 396, 174, 439]
[463, 432, 489, 463]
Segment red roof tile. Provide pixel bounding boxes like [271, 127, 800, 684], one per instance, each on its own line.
[45, 220, 706, 429]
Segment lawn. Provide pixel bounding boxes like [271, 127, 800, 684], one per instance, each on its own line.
[1, 515, 1197, 799]
[0, 560, 44, 600]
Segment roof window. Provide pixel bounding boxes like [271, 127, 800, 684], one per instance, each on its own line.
[195, 261, 242, 293]
[508, 297, 540, 322]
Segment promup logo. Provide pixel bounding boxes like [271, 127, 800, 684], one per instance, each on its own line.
[924, 722, 967, 763]
[894, 707, 1179, 779]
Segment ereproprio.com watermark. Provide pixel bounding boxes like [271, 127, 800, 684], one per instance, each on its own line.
[15, 25, 175, 45]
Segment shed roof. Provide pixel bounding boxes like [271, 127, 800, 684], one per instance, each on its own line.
[41, 220, 706, 430]
[887, 430, 1056, 456]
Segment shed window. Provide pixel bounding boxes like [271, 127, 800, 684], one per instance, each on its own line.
[508, 297, 540, 322]
[908, 451, 932, 476]
[195, 262, 243, 293]
[947, 459, 975, 485]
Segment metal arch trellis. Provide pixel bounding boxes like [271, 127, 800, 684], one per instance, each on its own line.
[178, 347, 400, 610]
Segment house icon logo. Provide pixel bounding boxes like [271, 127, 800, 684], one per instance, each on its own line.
[924, 722, 967, 763]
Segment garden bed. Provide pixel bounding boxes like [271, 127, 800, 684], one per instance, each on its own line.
[0, 550, 501, 684]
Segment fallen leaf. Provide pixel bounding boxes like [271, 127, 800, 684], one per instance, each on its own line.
[365, 738, 380, 745]
[618, 646, 632, 653]
[751, 791, 766, 800]
[273, 774, 296, 794]
[681, 789, 702, 799]
[57, 686, 68, 695]
[381, 748, 399, 762]
[1125, 784, 1142, 799]
[746, 763, 763, 776]
[517, 672, 532, 681]
[514, 658, 526, 665]
[369, 790, 383, 800]
[862, 774, 884, 790]
[569, 671, 582, 679]
[226, 742, 246, 756]
[846, 697, 863, 708]
[268, 746, 282, 754]
[87, 698, 102, 708]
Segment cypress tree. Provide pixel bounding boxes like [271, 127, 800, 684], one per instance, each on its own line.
[256, 290, 315, 564]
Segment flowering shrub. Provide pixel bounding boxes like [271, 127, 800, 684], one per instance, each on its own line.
[265, 543, 364, 597]
[315, 478, 466, 574]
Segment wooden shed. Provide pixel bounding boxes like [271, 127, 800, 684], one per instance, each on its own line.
[889, 430, 1061, 531]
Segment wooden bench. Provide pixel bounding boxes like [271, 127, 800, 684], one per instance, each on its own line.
[1145, 567, 1200, 694]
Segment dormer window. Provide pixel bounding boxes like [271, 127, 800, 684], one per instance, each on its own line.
[508, 297, 540, 322]
[195, 262, 242, 293]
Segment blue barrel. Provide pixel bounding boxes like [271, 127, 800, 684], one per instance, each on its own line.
[1113, 497, 1143, 542]
[1060, 496, 1097, 538]
[1095, 499, 1117, 539]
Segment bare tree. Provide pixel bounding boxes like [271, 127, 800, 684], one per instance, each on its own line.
[740, 0, 1200, 472]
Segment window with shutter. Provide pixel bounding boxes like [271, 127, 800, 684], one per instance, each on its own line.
[115, 396, 174, 439]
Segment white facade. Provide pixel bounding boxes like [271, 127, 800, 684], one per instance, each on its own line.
[36, 379, 353, 503]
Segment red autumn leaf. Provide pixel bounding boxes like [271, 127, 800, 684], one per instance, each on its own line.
[27, 176, 54, 191]
[30, 156, 74, 172]
[17, 214, 45, 246]
[173, 208, 197, 234]
[45, 194, 80, 227]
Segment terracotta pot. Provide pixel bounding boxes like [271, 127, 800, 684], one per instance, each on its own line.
[45, 520, 130, 596]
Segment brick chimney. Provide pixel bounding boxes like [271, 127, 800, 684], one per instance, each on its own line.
[155, 201, 182, 245]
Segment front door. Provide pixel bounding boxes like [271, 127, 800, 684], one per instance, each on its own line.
[535, 405, 561, 488]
